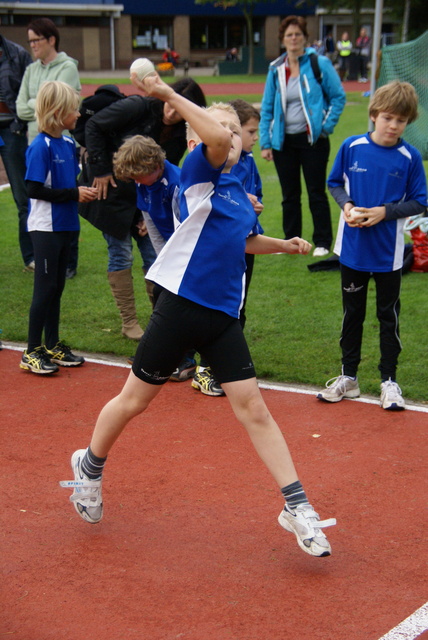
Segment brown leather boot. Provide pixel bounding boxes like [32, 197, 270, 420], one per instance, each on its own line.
[107, 268, 144, 340]
[145, 278, 155, 309]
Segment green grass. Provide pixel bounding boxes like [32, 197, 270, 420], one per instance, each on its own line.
[2, 90, 428, 403]
[79, 74, 268, 86]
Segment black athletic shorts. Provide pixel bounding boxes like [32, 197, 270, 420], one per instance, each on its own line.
[132, 288, 256, 385]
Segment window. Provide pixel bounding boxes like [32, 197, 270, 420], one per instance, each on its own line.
[132, 17, 173, 51]
[190, 17, 264, 50]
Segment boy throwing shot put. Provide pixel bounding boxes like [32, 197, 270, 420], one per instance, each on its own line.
[61, 73, 336, 557]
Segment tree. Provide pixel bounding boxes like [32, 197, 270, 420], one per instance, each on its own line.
[316, 0, 370, 41]
[388, 0, 428, 41]
[194, 0, 271, 74]
[316, 0, 428, 43]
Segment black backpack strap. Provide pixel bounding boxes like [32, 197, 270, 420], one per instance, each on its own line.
[309, 53, 322, 85]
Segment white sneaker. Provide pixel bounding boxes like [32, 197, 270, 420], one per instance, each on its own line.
[22, 260, 35, 273]
[278, 504, 336, 557]
[313, 247, 329, 257]
[59, 449, 103, 523]
[380, 379, 405, 411]
[317, 375, 360, 403]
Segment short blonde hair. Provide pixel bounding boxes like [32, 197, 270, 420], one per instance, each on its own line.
[35, 80, 80, 134]
[186, 102, 239, 142]
[369, 81, 419, 124]
[113, 135, 165, 181]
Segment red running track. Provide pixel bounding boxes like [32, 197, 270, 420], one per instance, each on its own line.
[1, 346, 427, 640]
[80, 79, 370, 98]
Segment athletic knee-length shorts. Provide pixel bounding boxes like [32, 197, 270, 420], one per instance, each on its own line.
[132, 288, 256, 385]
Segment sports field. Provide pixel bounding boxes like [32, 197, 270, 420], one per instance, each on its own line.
[1, 75, 427, 640]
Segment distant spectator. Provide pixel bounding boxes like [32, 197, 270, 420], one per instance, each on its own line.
[355, 28, 371, 82]
[225, 47, 238, 62]
[337, 32, 352, 81]
[323, 32, 336, 62]
[162, 47, 179, 68]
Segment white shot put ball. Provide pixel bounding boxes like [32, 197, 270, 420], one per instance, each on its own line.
[130, 58, 156, 81]
[349, 207, 368, 222]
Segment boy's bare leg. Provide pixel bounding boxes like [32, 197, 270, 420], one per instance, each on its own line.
[60, 371, 162, 524]
[223, 377, 336, 557]
[221, 377, 298, 488]
[90, 370, 163, 458]
[62, 371, 335, 556]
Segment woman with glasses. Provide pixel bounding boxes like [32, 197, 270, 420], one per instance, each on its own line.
[17, 17, 81, 144]
[260, 15, 345, 257]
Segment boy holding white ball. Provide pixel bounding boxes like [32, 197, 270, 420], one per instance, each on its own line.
[317, 81, 427, 410]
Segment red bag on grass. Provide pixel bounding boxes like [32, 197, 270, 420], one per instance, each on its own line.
[411, 227, 428, 272]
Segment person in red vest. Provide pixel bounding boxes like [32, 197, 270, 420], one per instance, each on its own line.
[355, 28, 371, 82]
[162, 47, 179, 67]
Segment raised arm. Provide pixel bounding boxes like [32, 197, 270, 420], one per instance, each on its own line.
[135, 73, 231, 169]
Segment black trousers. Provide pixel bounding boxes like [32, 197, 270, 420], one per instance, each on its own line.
[28, 230, 72, 351]
[273, 133, 332, 249]
[358, 54, 369, 78]
[340, 264, 402, 380]
[0, 126, 34, 266]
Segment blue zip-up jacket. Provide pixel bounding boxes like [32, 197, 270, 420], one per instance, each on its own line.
[260, 47, 346, 149]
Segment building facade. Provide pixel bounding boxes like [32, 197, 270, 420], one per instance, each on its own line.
[0, 1, 400, 71]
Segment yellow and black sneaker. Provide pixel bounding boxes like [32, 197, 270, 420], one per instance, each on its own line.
[20, 346, 59, 374]
[191, 366, 225, 397]
[45, 341, 85, 367]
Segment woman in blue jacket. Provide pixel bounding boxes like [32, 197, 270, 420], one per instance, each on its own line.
[260, 15, 345, 256]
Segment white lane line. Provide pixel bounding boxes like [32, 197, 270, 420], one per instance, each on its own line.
[86, 356, 130, 369]
[377, 602, 428, 639]
[3, 344, 428, 413]
[258, 381, 428, 413]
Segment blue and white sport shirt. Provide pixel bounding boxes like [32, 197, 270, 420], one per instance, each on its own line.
[26, 133, 80, 232]
[329, 133, 427, 272]
[147, 143, 259, 318]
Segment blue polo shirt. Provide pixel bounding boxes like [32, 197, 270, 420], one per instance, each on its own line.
[26, 133, 80, 232]
[330, 133, 427, 272]
[147, 143, 259, 318]
[136, 160, 181, 243]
